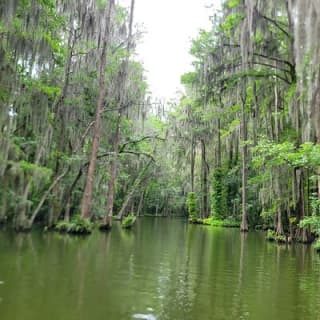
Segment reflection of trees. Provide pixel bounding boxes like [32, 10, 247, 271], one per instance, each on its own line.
[155, 221, 195, 320]
[230, 232, 247, 319]
[2, 221, 320, 319]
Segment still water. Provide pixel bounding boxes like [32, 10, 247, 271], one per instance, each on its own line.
[0, 218, 320, 320]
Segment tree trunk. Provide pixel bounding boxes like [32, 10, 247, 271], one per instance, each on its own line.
[16, 142, 44, 231]
[240, 98, 249, 232]
[216, 118, 222, 168]
[295, 168, 309, 242]
[276, 207, 284, 235]
[137, 189, 145, 216]
[315, 78, 320, 199]
[200, 138, 209, 218]
[16, 178, 31, 231]
[49, 25, 77, 227]
[117, 160, 152, 220]
[103, 0, 136, 227]
[274, 80, 284, 237]
[28, 168, 70, 228]
[80, 0, 114, 219]
[104, 116, 121, 227]
[191, 136, 196, 192]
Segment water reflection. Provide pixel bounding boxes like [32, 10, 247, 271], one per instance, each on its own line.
[0, 220, 320, 320]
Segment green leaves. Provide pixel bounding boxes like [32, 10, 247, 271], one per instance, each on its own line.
[55, 215, 93, 234]
[211, 168, 228, 219]
[225, 0, 240, 9]
[253, 140, 320, 169]
[121, 214, 136, 228]
[299, 215, 320, 234]
[186, 192, 198, 221]
[18, 160, 52, 177]
[190, 30, 214, 60]
[220, 119, 240, 138]
[220, 13, 245, 36]
[181, 72, 197, 86]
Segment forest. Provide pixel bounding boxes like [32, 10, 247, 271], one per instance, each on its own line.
[0, 0, 320, 250]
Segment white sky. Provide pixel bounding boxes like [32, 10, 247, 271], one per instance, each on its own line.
[120, 0, 221, 100]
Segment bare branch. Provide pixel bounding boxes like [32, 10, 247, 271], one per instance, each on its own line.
[120, 135, 165, 152]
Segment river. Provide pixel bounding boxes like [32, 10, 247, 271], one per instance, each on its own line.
[0, 218, 320, 320]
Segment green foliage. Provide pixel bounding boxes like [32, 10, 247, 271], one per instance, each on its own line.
[181, 72, 198, 86]
[314, 240, 320, 252]
[253, 31, 264, 46]
[55, 215, 93, 234]
[299, 215, 320, 236]
[253, 140, 320, 169]
[225, 0, 240, 9]
[0, 0, 150, 230]
[276, 234, 287, 243]
[310, 194, 320, 216]
[186, 192, 198, 222]
[266, 229, 276, 241]
[220, 119, 240, 138]
[202, 217, 240, 228]
[220, 13, 245, 36]
[266, 229, 287, 243]
[121, 214, 137, 229]
[211, 168, 228, 219]
[190, 30, 214, 60]
[18, 161, 52, 177]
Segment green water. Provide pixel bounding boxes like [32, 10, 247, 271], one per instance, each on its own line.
[0, 218, 320, 320]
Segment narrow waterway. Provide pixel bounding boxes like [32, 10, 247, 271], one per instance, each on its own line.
[0, 218, 320, 320]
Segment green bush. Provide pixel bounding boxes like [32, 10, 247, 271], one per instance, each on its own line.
[266, 229, 287, 243]
[55, 215, 93, 234]
[266, 229, 276, 241]
[211, 168, 227, 220]
[275, 234, 287, 243]
[55, 221, 70, 232]
[300, 215, 320, 248]
[186, 192, 198, 222]
[121, 214, 136, 229]
[299, 215, 320, 235]
[314, 239, 320, 252]
[202, 217, 240, 228]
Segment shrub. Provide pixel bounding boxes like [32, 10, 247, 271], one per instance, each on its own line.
[266, 229, 276, 241]
[275, 234, 287, 243]
[202, 217, 240, 228]
[211, 168, 227, 219]
[266, 229, 287, 243]
[121, 214, 136, 229]
[55, 215, 93, 234]
[314, 240, 320, 252]
[299, 215, 320, 235]
[186, 192, 198, 222]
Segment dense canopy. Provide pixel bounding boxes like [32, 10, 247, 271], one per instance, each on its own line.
[0, 0, 319, 249]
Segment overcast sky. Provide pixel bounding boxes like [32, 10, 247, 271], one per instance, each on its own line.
[120, 0, 221, 100]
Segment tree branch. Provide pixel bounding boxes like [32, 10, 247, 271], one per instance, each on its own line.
[119, 135, 165, 152]
[255, 10, 291, 38]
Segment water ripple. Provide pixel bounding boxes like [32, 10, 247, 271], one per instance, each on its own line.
[133, 313, 157, 320]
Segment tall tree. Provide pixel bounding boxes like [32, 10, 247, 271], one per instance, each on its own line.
[80, 0, 115, 219]
[104, 0, 136, 227]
